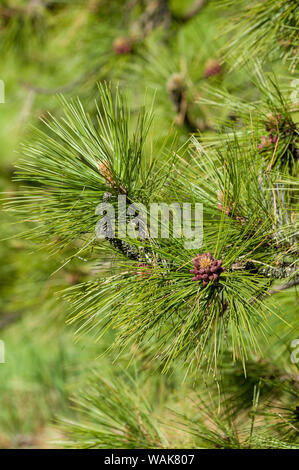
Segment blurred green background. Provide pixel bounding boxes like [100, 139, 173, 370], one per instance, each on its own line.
[0, 0, 297, 448]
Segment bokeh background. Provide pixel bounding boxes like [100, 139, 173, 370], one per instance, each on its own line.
[0, 0, 297, 448]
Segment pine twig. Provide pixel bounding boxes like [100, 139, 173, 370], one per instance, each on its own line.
[267, 277, 299, 296]
[232, 261, 298, 280]
[260, 264, 299, 279]
[0, 311, 23, 330]
[132, 0, 172, 39]
[167, 73, 199, 133]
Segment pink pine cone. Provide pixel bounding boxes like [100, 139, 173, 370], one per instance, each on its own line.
[113, 37, 132, 55]
[190, 252, 225, 286]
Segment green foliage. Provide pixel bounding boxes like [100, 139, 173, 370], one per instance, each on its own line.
[218, 0, 299, 72]
[61, 371, 168, 449]
[0, 0, 298, 449]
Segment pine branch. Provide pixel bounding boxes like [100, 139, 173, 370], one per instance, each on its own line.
[260, 264, 299, 279]
[232, 261, 299, 280]
[132, 0, 172, 39]
[167, 73, 200, 133]
[0, 311, 23, 330]
[267, 277, 299, 295]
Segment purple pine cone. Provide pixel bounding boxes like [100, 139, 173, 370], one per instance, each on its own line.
[190, 252, 225, 286]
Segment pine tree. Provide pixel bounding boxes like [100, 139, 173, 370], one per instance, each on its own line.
[0, 0, 298, 449]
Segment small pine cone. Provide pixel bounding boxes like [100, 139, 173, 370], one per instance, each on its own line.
[190, 252, 225, 286]
[265, 113, 282, 134]
[99, 162, 127, 195]
[203, 59, 222, 78]
[266, 113, 281, 126]
[65, 272, 82, 285]
[99, 161, 114, 185]
[113, 37, 132, 55]
[269, 134, 278, 144]
[258, 135, 273, 150]
[218, 191, 234, 215]
[136, 262, 152, 279]
[218, 203, 233, 216]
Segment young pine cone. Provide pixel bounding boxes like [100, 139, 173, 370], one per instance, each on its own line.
[99, 161, 127, 194]
[136, 262, 152, 279]
[113, 37, 132, 55]
[203, 59, 222, 78]
[99, 161, 114, 185]
[190, 252, 225, 287]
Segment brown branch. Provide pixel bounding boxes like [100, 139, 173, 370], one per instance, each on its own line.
[131, 0, 171, 39]
[166, 73, 213, 134]
[232, 261, 298, 280]
[0, 311, 23, 330]
[260, 264, 299, 279]
[267, 277, 299, 296]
